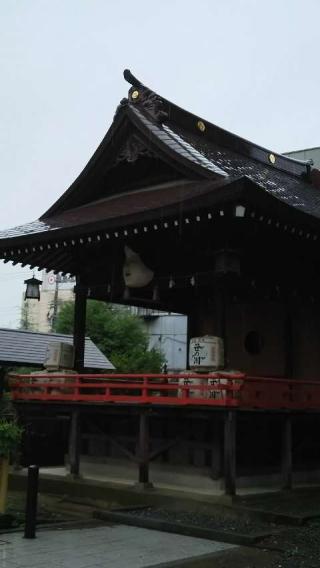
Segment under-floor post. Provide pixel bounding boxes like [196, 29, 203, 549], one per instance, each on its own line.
[224, 410, 236, 496]
[137, 411, 152, 488]
[69, 410, 81, 477]
[211, 417, 222, 480]
[281, 414, 292, 490]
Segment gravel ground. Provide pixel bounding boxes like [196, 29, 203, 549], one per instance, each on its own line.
[128, 507, 320, 567]
[7, 491, 320, 566]
[5, 492, 76, 526]
[239, 489, 320, 517]
[263, 519, 320, 568]
[127, 507, 276, 535]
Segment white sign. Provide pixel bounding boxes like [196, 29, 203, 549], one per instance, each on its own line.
[42, 270, 76, 291]
[189, 336, 224, 370]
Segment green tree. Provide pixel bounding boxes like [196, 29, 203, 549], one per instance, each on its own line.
[53, 300, 165, 373]
[20, 303, 34, 331]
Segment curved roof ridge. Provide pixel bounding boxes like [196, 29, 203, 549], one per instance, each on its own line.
[123, 69, 311, 179]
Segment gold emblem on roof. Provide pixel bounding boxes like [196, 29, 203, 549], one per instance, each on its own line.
[197, 120, 206, 132]
[131, 90, 139, 100]
[269, 153, 276, 164]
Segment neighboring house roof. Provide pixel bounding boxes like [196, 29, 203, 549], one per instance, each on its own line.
[0, 328, 114, 370]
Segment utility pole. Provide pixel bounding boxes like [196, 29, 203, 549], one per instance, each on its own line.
[51, 274, 61, 330]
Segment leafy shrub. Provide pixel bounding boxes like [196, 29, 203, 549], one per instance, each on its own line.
[0, 421, 23, 458]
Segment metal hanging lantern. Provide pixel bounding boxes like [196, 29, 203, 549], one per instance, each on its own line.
[24, 276, 43, 301]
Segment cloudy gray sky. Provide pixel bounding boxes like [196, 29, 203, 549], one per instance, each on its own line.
[0, 0, 320, 327]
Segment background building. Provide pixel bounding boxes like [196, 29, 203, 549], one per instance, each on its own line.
[133, 308, 187, 371]
[285, 147, 320, 168]
[22, 271, 75, 332]
[22, 271, 187, 370]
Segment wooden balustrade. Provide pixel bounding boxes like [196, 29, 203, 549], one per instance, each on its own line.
[8, 372, 320, 410]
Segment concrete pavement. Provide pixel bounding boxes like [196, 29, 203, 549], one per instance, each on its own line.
[0, 524, 235, 568]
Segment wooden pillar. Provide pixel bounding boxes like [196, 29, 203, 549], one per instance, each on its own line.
[224, 410, 236, 496]
[161, 420, 169, 463]
[281, 414, 292, 490]
[137, 411, 152, 487]
[284, 304, 293, 379]
[68, 410, 81, 477]
[0, 458, 9, 513]
[73, 277, 87, 372]
[211, 416, 222, 480]
[214, 285, 227, 366]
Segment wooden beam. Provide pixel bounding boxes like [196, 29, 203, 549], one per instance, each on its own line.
[224, 410, 236, 496]
[20, 247, 66, 270]
[26, 249, 56, 267]
[68, 409, 81, 477]
[73, 277, 87, 372]
[85, 419, 138, 462]
[149, 438, 180, 462]
[105, 435, 138, 462]
[281, 414, 292, 490]
[52, 257, 77, 275]
[39, 251, 71, 272]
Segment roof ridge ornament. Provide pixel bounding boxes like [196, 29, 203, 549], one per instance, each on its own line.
[124, 68, 168, 124]
[123, 69, 144, 88]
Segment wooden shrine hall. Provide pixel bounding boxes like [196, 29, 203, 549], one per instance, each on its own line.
[3, 70, 320, 495]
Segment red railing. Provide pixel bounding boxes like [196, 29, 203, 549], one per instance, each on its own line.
[8, 373, 320, 410]
[9, 372, 244, 407]
[241, 376, 320, 410]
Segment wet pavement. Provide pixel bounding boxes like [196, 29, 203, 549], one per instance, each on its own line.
[0, 524, 235, 568]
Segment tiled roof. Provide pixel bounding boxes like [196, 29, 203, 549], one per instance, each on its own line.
[130, 106, 227, 177]
[1, 70, 320, 249]
[0, 220, 54, 240]
[170, 125, 320, 220]
[0, 328, 114, 369]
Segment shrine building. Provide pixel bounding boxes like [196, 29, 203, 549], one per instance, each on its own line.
[3, 70, 320, 495]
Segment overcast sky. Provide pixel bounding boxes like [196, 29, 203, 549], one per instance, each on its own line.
[0, 0, 320, 327]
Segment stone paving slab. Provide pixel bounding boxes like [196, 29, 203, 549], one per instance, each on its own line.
[0, 525, 235, 568]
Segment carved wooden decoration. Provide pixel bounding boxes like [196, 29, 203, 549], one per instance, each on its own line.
[116, 135, 155, 164]
[131, 89, 168, 124]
